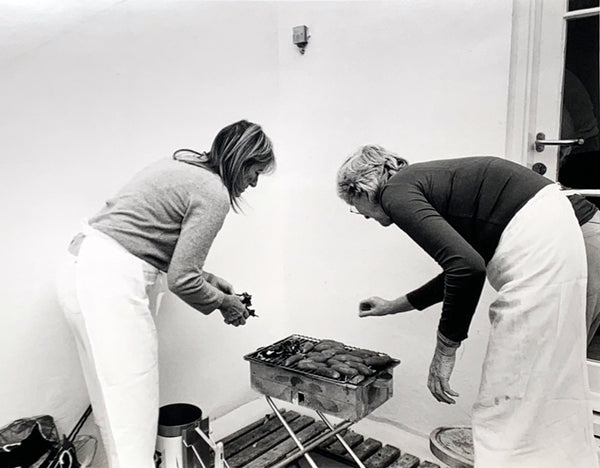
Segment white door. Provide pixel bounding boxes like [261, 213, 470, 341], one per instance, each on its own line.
[506, 0, 598, 175]
[506, 0, 600, 442]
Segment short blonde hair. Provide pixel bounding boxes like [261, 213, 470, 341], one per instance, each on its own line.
[337, 145, 408, 204]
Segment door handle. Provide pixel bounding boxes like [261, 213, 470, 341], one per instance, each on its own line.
[535, 132, 585, 152]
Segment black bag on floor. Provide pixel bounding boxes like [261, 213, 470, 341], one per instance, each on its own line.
[0, 406, 93, 468]
[0, 414, 60, 467]
[40, 406, 92, 468]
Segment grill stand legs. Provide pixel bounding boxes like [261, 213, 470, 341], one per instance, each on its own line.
[315, 410, 366, 468]
[265, 396, 367, 468]
[266, 396, 319, 468]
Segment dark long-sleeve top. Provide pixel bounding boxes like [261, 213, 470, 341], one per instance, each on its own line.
[379, 156, 554, 342]
[403, 191, 598, 331]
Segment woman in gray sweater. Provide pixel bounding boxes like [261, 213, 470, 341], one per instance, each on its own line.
[56, 120, 275, 468]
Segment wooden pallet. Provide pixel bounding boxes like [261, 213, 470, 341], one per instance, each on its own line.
[217, 411, 441, 468]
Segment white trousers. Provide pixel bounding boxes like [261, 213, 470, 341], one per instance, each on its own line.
[472, 184, 598, 468]
[56, 227, 165, 468]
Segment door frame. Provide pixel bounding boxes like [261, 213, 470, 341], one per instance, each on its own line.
[505, 0, 566, 174]
[505, 0, 600, 174]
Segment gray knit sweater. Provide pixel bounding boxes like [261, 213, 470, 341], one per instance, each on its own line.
[88, 158, 230, 313]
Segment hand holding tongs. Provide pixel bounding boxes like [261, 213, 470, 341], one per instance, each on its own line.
[237, 292, 258, 317]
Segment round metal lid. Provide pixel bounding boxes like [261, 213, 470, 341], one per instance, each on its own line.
[429, 426, 474, 468]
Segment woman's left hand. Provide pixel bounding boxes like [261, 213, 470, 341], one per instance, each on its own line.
[219, 294, 249, 327]
[428, 347, 459, 404]
[206, 273, 235, 294]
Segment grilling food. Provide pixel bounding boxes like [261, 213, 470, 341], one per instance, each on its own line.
[284, 354, 306, 367]
[348, 374, 366, 385]
[297, 359, 329, 370]
[345, 361, 376, 376]
[314, 367, 342, 379]
[258, 336, 396, 384]
[330, 363, 359, 377]
[320, 349, 339, 358]
[326, 358, 345, 367]
[299, 341, 316, 353]
[334, 354, 365, 363]
[306, 352, 329, 363]
[365, 355, 393, 367]
[314, 342, 344, 352]
[349, 349, 375, 359]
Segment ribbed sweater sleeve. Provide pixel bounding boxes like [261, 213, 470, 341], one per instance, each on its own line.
[167, 189, 230, 314]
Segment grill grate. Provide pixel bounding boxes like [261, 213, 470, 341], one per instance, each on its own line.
[244, 334, 399, 386]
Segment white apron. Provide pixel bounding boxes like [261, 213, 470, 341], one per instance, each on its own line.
[582, 210, 600, 342]
[472, 184, 598, 468]
[56, 224, 166, 468]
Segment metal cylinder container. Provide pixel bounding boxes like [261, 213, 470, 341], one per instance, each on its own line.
[155, 403, 206, 468]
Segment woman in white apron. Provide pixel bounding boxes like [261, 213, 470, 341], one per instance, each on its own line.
[56, 120, 276, 468]
[337, 146, 597, 468]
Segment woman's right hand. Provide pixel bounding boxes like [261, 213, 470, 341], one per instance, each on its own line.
[359, 295, 415, 317]
[219, 294, 249, 327]
[428, 344, 459, 404]
[359, 297, 392, 317]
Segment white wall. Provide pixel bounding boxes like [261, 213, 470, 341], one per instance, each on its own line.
[0, 0, 286, 432]
[273, 0, 512, 435]
[0, 0, 513, 444]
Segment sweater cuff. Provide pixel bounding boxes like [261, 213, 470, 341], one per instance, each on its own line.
[436, 330, 461, 356]
[214, 290, 225, 309]
[199, 283, 225, 313]
[437, 330, 461, 348]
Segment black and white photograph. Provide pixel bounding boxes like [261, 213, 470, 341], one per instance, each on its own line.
[1, 1, 599, 467]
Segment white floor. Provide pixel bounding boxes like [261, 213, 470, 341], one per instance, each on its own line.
[84, 397, 446, 467]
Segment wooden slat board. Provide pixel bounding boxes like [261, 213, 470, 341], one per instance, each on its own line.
[224, 411, 300, 458]
[323, 430, 364, 456]
[363, 444, 401, 468]
[394, 452, 421, 468]
[219, 415, 271, 446]
[227, 415, 314, 467]
[218, 412, 441, 468]
[246, 421, 328, 468]
[339, 437, 382, 463]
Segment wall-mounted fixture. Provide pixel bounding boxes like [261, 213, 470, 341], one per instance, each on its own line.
[292, 25, 310, 55]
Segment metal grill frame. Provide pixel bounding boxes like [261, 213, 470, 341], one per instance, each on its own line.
[243, 334, 400, 387]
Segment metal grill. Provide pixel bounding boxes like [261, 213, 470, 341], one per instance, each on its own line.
[243, 335, 402, 468]
[244, 334, 400, 386]
[244, 335, 400, 421]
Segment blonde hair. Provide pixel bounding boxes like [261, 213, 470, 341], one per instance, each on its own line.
[174, 120, 275, 211]
[337, 145, 408, 204]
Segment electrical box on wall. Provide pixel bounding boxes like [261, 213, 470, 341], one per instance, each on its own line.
[292, 25, 310, 54]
